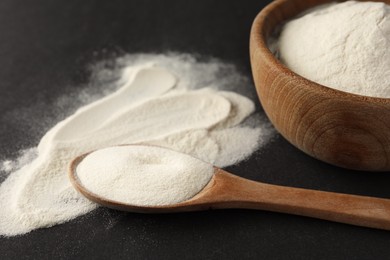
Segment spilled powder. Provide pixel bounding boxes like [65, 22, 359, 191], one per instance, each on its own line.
[76, 145, 215, 206]
[0, 54, 274, 236]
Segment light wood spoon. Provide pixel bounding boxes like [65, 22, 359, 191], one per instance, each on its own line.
[69, 152, 390, 231]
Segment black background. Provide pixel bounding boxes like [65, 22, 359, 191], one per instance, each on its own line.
[1, 0, 390, 259]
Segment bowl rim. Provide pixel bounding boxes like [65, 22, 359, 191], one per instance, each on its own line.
[251, 0, 390, 104]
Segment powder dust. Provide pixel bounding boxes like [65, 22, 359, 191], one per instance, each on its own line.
[0, 53, 274, 236]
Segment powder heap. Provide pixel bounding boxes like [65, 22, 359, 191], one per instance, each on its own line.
[0, 54, 274, 236]
[76, 145, 215, 206]
[276, 1, 390, 98]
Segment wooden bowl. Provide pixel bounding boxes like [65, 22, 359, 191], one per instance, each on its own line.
[250, 0, 390, 171]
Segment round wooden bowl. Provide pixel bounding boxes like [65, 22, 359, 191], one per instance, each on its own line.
[250, 0, 390, 171]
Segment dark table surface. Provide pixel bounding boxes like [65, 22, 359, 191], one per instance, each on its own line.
[1, 0, 390, 259]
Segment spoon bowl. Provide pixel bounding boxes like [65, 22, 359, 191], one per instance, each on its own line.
[69, 145, 390, 230]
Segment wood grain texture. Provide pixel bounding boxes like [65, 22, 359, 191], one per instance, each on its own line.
[250, 0, 390, 171]
[69, 156, 390, 230]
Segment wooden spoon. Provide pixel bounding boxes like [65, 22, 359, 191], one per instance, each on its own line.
[69, 152, 390, 231]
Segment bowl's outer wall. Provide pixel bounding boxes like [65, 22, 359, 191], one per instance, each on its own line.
[250, 0, 390, 171]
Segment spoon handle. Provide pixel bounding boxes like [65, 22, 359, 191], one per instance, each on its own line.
[211, 169, 390, 230]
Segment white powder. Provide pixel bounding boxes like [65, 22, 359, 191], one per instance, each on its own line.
[76, 145, 215, 206]
[277, 1, 390, 98]
[0, 54, 274, 236]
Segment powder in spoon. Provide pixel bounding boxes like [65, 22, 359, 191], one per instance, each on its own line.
[76, 145, 214, 206]
[275, 1, 390, 98]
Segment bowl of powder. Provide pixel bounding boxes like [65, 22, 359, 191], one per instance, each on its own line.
[250, 0, 390, 171]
